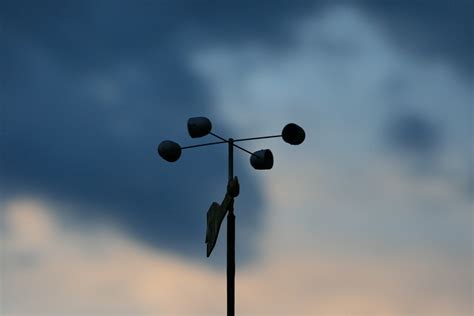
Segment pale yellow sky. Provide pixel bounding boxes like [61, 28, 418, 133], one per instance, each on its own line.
[1, 198, 471, 315]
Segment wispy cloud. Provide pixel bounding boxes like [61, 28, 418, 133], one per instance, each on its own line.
[2, 198, 471, 315]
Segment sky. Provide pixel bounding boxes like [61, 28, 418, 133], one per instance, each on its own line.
[0, 1, 472, 315]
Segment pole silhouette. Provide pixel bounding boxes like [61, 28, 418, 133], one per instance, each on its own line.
[227, 138, 235, 316]
[157, 117, 305, 316]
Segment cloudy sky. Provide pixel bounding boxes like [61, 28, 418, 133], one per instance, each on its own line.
[1, 1, 472, 315]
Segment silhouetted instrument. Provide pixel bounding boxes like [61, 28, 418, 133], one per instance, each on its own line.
[158, 117, 305, 316]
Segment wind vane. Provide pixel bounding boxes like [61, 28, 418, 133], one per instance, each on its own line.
[157, 117, 305, 316]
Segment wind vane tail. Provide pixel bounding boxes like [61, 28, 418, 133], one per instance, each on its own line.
[205, 177, 239, 257]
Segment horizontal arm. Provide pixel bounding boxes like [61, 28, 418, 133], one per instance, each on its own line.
[181, 140, 227, 150]
[181, 132, 274, 156]
[233, 134, 282, 142]
[209, 132, 258, 157]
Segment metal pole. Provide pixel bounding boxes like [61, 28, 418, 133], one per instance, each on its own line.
[227, 138, 235, 316]
[228, 138, 234, 180]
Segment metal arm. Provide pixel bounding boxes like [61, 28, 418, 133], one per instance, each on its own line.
[234, 134, 282, 142]
[210, 132, 257, 156]
[181, 132, 278, 157]
[181, 140, 227, 149]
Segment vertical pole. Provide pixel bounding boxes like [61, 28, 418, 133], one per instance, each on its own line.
[227, 138, 235, 316]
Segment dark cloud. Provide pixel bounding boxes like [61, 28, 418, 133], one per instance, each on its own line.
[0, 1, 320, 65]
[1, 0, 471, 262]
[385, 112, 442, 158]
[360, 1, 473, 76]
[0, 43, 248, 259]
[1, 0, 322, 261]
